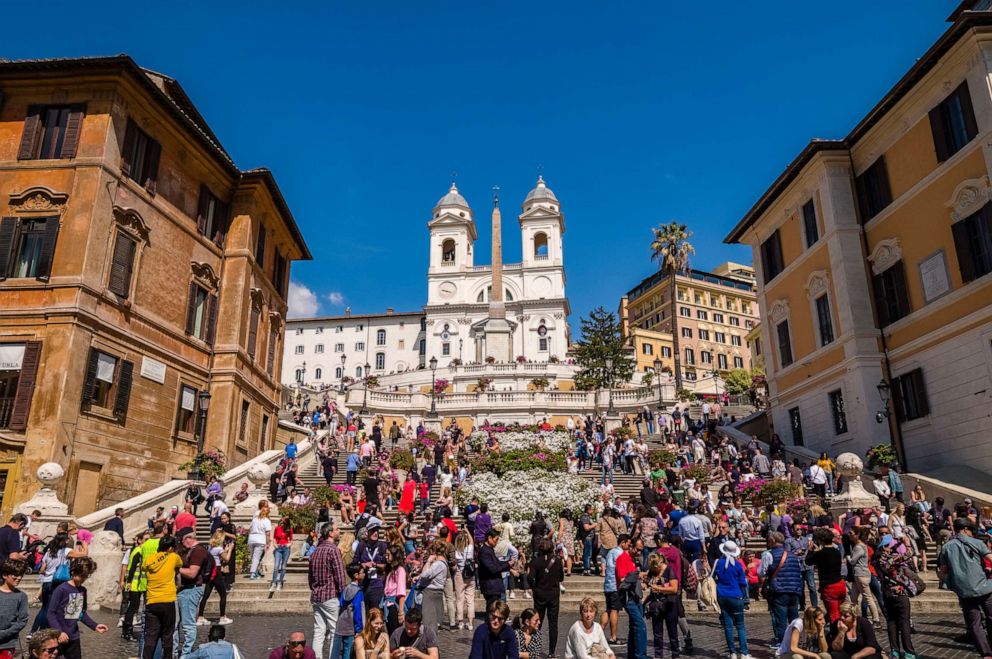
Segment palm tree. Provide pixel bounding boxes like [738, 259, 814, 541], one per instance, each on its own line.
[650, 221, 695, 391]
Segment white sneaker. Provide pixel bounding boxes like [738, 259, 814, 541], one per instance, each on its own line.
[117, 616, 124, 628]
[277, 583, 283, 591]
[559, 583, 566, 592]
[269, 583, 277, 592]
[218, 616, 234, 625]
[740, 654, 755, 659]
[196, 617, 210, 626]
[509, 592, 516, 599]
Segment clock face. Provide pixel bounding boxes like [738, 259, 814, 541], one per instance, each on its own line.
[438, 281, 457, 299]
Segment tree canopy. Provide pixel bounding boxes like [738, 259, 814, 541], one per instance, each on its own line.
[573, 307, 634, 390]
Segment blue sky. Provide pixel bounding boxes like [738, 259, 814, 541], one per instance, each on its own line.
[6, 1, 952, 323]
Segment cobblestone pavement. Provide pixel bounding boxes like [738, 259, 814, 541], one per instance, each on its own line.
[51, 608, 977, 659]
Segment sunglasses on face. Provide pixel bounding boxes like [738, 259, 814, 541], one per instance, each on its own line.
[288, 640, 306, 647]
[40, 648, 60, 656]
[490, 614, 505, 622]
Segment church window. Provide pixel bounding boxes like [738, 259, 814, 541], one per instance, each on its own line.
[375, 352, 385, 370]
[534, 232, 549, 258]
[335, 367, 342, 379]
[442, 342, 450, 356]
[314, 368, 322, 380]
[295, 369, 303, 383]
[355, 342, 365, 352]
[294, 346, 303, 355]
[442, 239, 456, 263]
[539, 338, 549, 351]
[355, 366, 363, 378]
[476, 286, 514, 302]
[376, 329, 386, 345]
[314, 344, 324, 353]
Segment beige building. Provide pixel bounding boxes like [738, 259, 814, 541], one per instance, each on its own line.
[621, 262, 759, 389]
[0, 56, 310, 515]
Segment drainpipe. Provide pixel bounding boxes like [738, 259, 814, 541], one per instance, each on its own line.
[847, 153, 909, 472]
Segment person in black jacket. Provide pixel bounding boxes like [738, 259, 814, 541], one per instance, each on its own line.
[477, 530, 513, 612]
[528, 538, 564, 657]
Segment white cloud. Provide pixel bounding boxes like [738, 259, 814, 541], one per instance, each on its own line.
[327, 291, 345, 306]
[287, 281, 320, 318]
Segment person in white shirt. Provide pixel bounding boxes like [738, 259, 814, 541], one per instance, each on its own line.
[701, 402, 712, 424]
[565, 597, 615, 659]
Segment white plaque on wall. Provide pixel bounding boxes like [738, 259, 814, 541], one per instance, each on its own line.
[919, 250, 951, 303]
[140, 357, 167, 384]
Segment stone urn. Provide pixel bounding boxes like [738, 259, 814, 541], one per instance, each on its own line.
[829, 452, 881, 516]
[16, 462, 73, 540]
[235, 462, 278, 516]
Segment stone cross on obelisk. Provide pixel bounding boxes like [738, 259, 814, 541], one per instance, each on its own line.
[481, 185, 512, 361]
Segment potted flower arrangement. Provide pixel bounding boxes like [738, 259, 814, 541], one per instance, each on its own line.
[676, 388, 697, 402]
[364, 375, 380, 389]
[516, 355, 527, 364]
[649, 449, 678, 470]
[476, 376, 493, 392]
[682, 462, 711, 484]
[530, 376, 550, 391]
[433, 378, 449, 396]
[548, 355, 560, 363]
[865, 443, 897, 471]
[450, 358, 463, 366]
[179, 449, 227, 481]
[486, 356, 496, 364]
[390, 448, 415, 482]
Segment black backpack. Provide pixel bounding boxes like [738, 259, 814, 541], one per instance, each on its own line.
[462, 551, 476, 579]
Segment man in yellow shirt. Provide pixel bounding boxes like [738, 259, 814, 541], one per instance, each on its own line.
[143, 535, 182, 659]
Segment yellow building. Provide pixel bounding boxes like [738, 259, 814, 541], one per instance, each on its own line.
[621, 262, 758, 390]
[725, 2, 992, 476]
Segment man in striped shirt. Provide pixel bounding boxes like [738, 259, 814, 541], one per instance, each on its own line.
[309, 522, 346, 658]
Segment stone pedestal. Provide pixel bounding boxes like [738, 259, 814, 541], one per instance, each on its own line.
[16, 462, 73, 540]
[235, 463, 278, 517]
[604, 414, 623, 435]
[830, 452, 881, 516]
[423, 417, 442, 435]
[88, 530, 123, 610]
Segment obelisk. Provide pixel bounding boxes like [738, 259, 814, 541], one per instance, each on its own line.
[483, 186, 512, 361]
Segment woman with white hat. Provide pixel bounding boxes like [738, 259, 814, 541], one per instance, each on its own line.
[712, 540, 752, 659]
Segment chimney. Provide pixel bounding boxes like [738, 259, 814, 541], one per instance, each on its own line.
[386, 308, 394, 316]
[345, 307, 351, 318]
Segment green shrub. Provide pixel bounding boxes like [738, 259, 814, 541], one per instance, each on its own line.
[390, 449, 415, 472]
[280, 502, 319, 534]
[311, 486, 340, 507]
[471, 449, 567, 476]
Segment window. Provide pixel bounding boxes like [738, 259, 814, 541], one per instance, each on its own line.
[272, 250, 288, 298]
[789, 407, 804, 446]
[891, 369, 929, 421]
[952, 204, 992, 283]
[314, 344, 324, 354]
[681, 327, 692, 338]
[930, 81, 978, 163]
[641, 343, 653, 355]
[661, 346, 672, 358]
[760, 231, 785, 283]
[81, 348, 134, 421]
[316, 327, 323, 334]
[0, 217, 60, 280]
[355, 342, 365, 352]
[355, 366, 363, 378]
[713, 313, 724, 324]
[696, 310, 708, 320]
[698, 329, 710, 341]
[742, 303, 752, 315]
[336, 325, 343, 333]
[776, 320, 793, 367]
[335, 367, 343, 379]
[184, 283, 217, 344]
[121, 120, 161, 193]
[107, 231, 137, 298]
[196, 185, 229, 246]
[296, 328, 304, 335]
[717, 354, 728, 369]
[260, 414, 269, 452]
[715, 332, 726, 343]
[294, 346, 304, 355]
[334, 344, 344, 352]
[701, 351, 712, 364]
[357, 324, 364, 331]
[745, 319, 755, 330]
[815, 294, 835, 346]
[694, 294, 702, 305]
[729, 316, 740, 327]
[753, 340, 761, 356]
[239, 400, 250, 444]
[534, 232, 549, 258]
[255, 224, 266, 265]
[855, 156, 892, 222]
[295, 368, 304, 382]
[872, 261, 911, 326]
[731, 335, 742, 346]
[175, 384, 198, 435]
[539, 338, 549, 351]
[375, 352, 385, 370]
[829, 389, 848, 434]
[315, 368, 322, 380]
[442, 239, 456, 263]
[18, 105, 85, 160]
[710, 297, 719, 308]
[733, 356, 744, 368]
[679, 307, 691, 317]
[267, 327, 279, 376]
[684, 348, 695, 365]
[419, 339, 426, 355]
[442, 342, 450, 356]
[0, 341, 41, 431]
[802, 199, 819, 247]
[376, 329, 386, 346]
[726, 300, 735, 311]
[398, 340, 405, 349]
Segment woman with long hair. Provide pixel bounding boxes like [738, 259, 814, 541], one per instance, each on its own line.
[645, 552, 681, 659]
[270, 516, 293, 591]
[776, 606, 830, 658]
[398, 474, 416, 515]
[216, 511, 237, 592]
[417, 541, 448, 635]
[556, 510, 575, 577]
[382, 545, 407, 634]
[513, 608, 543, 659]
[454, 530, 476, 630]
[196, 530, 232, 626]
[32, 532, 86, 633]
[354, 607, 389, 658]
[248, 500, 272, 580]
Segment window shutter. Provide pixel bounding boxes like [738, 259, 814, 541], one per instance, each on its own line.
[9, 341, 41, 431]
[267, 328, 277, 376]
[80, 349, 99, 407]
[213, 199, 230, 247]
[113, 359, 134, 421]
[952, 220, 976, 283]
[929, 106, 952, 163]
[35, 217, 60, 281]
[108, 233, 136, 298]
[958, 82, 979, 142]
[872, 272, 890, 327]
[17, 106, 43, 160]
[255, 225, 266, 264]
[144, 140, 161, 194]
[892, 376, 907, 422]
[892, 261, 911, 318]
[875, 157, 892, 210]
[185, 283, 198, 335]
[60, 104, 86, 159]
[206, 293, 219, 345]
[0, 217, 17, 280]
[196, 184, 209, 235]
[247, 306, 260, 359]
[120, 120, 137, 177]
[914, 370, 930, 417]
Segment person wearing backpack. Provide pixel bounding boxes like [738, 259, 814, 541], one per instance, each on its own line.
[454, 530, 476, 631]
[197, 530, 234, 626]
[121, 530, 152, 642]
[330, 564, 365, 659]
[31, 532, 86, 634]
[176, 528, 214, 658]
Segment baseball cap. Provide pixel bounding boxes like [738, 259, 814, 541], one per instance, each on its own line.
[175, 527, 196, 541]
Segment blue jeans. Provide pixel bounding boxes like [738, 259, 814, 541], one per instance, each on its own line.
[768, 591, 800, 645]
[582, 537, 594, 573]
[601, 465, 614, 486]
[801, 570, 818, 608]
[329, 633, 354, 659]
[647, 420, 656, 434]
[271, 546, 290, 585]
[177, 586, 203, 657]
[625, 598, 648, 659]
[682, 539, 702, 563]
[717, 595, 748, 655]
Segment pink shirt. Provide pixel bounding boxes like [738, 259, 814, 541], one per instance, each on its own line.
[384, 566, 407, 597]
[360, 443, 373, 457]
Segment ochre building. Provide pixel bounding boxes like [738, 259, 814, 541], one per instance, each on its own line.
[725, 2, 992, 479]
[0, 56, 310, 515]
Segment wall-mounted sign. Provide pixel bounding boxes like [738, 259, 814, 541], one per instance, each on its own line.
[0, 344, 25, 371]
[919, 250, 951, 303]
[140, 356, 167, 384]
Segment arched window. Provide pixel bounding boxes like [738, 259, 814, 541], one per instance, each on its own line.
[355, 366, 363, 378]
[476, 286, 515, 302]
[376, 329, 386, 345]
[534, 232, 549, 258]
[295, 369, 304, 383]
[376, 352, 385, 369]
[442, 239, 456, 263]
[335, 367, 343, 379]
[314, 368, 323, 380]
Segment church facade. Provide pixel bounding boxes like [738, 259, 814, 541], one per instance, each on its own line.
[283, 177, 571, 386]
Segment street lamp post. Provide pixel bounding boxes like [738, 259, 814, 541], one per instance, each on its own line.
[191, 390, 211, 481]
[360, 362, 371, 414]
[711, 369, 721, 398]
[427, 356, 439, 418]
[605, 356, 617, 416]
[339, 354, 347, 393]
[654, 357, 664, 411]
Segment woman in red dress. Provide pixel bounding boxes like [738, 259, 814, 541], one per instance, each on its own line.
[398, 476, 417, 515]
